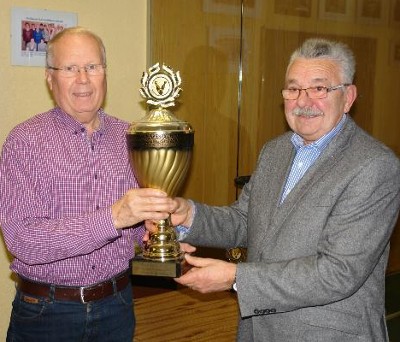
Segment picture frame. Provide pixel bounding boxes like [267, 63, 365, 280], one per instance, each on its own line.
[356, 0, 389, 25]
[318, 0, 355, 22]
[11, 7, 77, 67]
[273, 0, 313, 18]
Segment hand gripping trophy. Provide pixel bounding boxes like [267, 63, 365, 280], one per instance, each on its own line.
[127, 63, 194, 277]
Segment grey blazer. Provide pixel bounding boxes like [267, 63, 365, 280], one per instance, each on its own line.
[184, 117, 400, 341]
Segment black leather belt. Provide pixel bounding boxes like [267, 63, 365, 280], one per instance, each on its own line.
[17, 270, 130, 304]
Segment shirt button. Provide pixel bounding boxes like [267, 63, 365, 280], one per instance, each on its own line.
[92, 265, 96, 270]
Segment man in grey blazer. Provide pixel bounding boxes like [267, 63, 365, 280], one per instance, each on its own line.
[151, 38, 400, 341]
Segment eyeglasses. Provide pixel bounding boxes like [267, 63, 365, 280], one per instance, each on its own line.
[47, 64, 106, 77]
[281, 84, 351, 100]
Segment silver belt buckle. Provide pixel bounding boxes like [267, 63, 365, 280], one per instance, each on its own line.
[80, 287, 87, 304]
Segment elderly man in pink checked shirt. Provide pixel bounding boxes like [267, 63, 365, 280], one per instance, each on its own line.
[0, 27, 178, 342]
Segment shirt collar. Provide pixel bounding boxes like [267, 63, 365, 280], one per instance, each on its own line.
[53, 107, 106, 135]
[291, 114, 347, 151]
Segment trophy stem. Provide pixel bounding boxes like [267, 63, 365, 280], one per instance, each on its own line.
[142, 215, 182, 262]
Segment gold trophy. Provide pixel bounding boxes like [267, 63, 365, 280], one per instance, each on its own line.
[127, 63, 194, 277]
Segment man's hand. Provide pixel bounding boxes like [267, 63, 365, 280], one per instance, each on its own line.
[169, 197, 194, 227]
[112, 188, 174, 229]
[174, 254, 236, 293]
[143, 197, 194, 234]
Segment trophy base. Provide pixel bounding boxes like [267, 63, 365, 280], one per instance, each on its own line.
[131, 255, 189, 277]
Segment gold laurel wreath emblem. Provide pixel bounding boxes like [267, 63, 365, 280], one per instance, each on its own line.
[139, 63, 182, 108]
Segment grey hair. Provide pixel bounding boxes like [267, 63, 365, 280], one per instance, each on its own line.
[287, 38, 355, 83]
[46, 26, 106, 67]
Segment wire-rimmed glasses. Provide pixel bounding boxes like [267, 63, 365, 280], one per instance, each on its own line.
[281, 84, 351, 100]
[47, 64, 106, 77]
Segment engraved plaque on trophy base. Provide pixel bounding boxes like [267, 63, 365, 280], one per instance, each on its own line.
[131, 256, 189, 277]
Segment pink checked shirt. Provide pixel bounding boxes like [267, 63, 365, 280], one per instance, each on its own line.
[0, 108, 144, 286]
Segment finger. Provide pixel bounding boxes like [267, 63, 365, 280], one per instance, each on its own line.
[174, 275, 188, 285]
[184, 254, 209, 267]
[142, 230, 150, 242]
[144, 220, 158, 233]
[179, 243, 196, 253]
[173, 267, 197, 285]
[137, 188, 168, 197]
[174, 275, 195, 286]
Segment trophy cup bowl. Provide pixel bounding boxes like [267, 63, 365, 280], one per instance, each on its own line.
[127, 63, 194, 277]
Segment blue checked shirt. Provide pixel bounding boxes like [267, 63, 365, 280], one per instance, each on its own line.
[280, 114, 347, 203]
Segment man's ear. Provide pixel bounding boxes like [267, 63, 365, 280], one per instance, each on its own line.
[45, 69, 53, 90]
[344, 84, 357, 113]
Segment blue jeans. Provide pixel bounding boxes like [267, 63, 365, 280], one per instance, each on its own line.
[7, 282, 135, 342]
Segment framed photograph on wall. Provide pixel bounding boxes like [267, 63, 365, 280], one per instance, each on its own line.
[11, 7, 77, 67]
[273, 0, 312, 18]
[318, 0, 356, 22]
[356, 0, 389, 25]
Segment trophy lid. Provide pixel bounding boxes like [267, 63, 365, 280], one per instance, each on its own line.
[127, 63, 193, 134]
[127, 107, 193, 134]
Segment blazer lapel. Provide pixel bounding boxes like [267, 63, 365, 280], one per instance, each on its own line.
[253, 117, 356, 255]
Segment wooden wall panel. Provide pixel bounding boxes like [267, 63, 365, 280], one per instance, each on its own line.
[149, 0, 241, 205]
